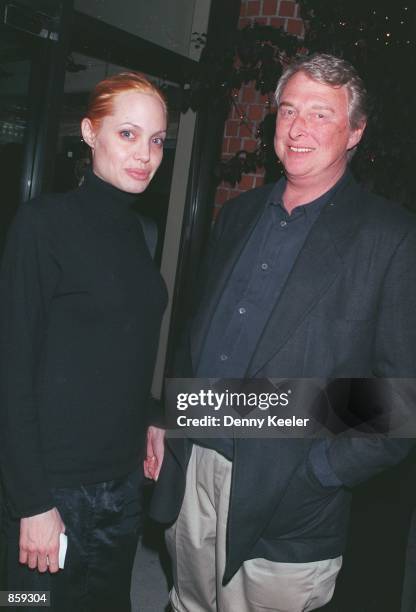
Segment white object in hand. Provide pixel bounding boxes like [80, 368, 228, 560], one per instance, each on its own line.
[59, 532, 67, 569]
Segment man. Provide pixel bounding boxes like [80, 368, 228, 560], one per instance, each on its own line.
[149, 54, 416, 611]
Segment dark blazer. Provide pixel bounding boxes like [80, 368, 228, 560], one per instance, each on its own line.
[151, 173, 416, 583]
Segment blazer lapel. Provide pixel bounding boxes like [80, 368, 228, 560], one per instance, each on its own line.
[247, 176, 365, 376]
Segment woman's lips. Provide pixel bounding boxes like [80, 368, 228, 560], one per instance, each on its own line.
[125, 168, 150, 181]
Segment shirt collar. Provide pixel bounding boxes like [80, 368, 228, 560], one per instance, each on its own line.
[267, 170, 350, 220]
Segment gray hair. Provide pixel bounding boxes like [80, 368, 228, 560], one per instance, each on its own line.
[275, 53, 368, 130]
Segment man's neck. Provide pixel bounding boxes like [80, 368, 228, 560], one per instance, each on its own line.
[282, 167, 347, 214]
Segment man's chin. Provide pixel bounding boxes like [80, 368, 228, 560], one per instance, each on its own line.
[284, 166, 315, 181]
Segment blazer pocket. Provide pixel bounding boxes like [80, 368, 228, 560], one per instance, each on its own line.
[309, 310, 375, 324]
[262, 460, 347, 540]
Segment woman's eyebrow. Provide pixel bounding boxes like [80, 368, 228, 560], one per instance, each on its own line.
[119, 122, 167, 135]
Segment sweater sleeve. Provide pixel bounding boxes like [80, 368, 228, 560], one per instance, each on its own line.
[0, 203, 60, 518]
[146, 395, 165, 428]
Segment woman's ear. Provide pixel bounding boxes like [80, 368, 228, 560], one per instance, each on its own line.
[81, 118, 96, 149]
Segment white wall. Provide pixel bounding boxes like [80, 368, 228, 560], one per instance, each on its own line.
[72, 0, 213, 396]
[74, 0, 200, 58]
[151, 0, 211, 395]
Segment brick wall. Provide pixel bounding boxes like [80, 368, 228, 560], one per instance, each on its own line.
[214, 0, 304, 217]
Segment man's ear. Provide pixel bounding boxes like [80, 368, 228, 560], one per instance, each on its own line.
[81, 118, 96, 149]
[347, 121, 366, 151]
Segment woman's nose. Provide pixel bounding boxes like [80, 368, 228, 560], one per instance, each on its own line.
[133, 141, 150, 162]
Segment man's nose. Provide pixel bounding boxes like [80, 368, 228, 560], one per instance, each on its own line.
[288, 115, 308, 139]
[133, 140, 150, 162]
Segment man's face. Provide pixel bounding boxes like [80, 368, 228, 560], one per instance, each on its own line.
[274, 71, 365, 186]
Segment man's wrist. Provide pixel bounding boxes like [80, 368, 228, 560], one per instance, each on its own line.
[308, 440, 343, 488]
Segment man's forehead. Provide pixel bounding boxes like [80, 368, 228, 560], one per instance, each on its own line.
[280, 72, 349, 105]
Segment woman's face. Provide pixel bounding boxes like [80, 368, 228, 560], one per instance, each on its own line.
[81, 90, 167, 193]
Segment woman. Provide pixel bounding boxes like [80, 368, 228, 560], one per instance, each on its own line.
[0, 72, 168, 611]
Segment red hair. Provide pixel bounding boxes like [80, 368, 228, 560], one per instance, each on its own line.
[85, 71, 167, 129]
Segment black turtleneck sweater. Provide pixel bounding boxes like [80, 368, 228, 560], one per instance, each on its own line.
[0, 170, 167, 518]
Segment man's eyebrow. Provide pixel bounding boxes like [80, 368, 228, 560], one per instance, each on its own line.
[309, 104, 335, 112]
[278, 101, 335, 113]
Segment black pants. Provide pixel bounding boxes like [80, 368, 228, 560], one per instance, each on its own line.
[3, 469, 144, 612]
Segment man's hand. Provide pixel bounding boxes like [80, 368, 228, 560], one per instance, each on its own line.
[143, 426, 165, 481]
[19, 507, 65, 573]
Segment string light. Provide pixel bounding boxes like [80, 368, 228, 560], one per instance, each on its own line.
[213, 7, 414, 190]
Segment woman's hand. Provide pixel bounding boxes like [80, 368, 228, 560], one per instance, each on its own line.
[19, 507, 65, 573]
[144, 426, 165, 481]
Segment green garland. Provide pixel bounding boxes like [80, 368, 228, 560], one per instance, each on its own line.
[186, 2, 415, 210]
[182, 23, 300, 186]
[299, 0, 416, 210]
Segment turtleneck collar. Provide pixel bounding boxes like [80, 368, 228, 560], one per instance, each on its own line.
[79, 167, 138, 222]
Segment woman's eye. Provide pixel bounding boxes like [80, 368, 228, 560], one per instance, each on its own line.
[120, 130, 134, 139]
[152, 137, 164, 146]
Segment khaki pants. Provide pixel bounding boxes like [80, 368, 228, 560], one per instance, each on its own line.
[166, 446, 342, 612]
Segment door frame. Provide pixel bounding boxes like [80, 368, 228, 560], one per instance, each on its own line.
[1, 0, 200, 202]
